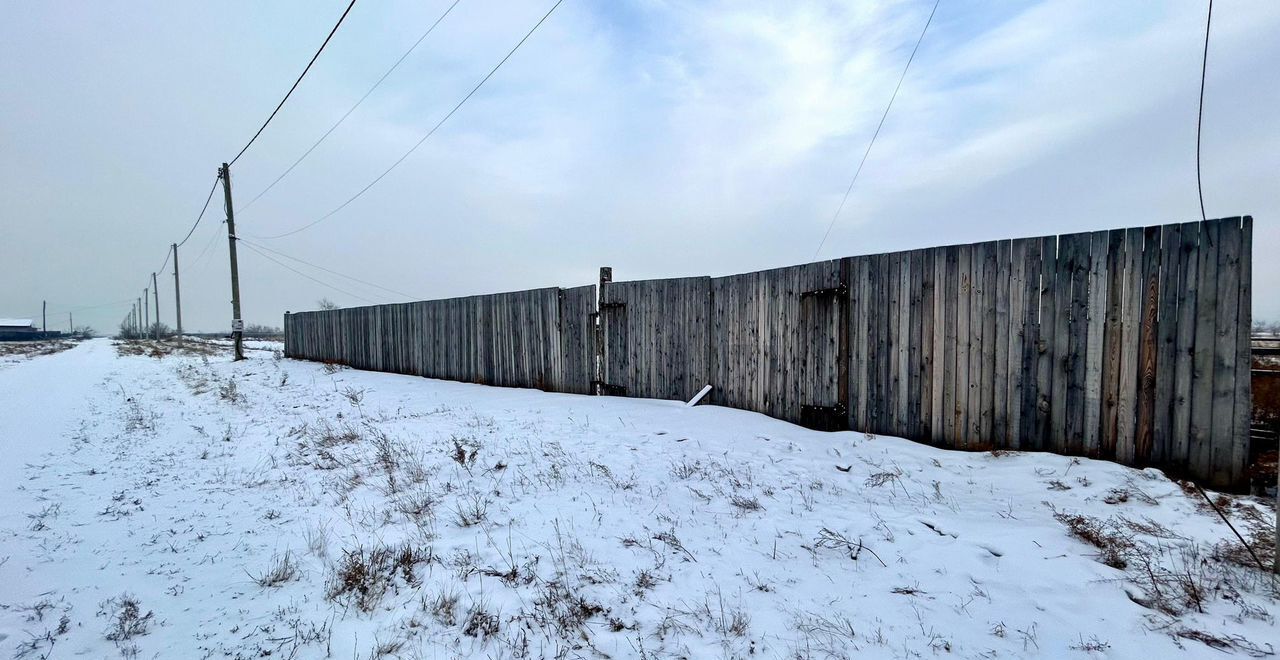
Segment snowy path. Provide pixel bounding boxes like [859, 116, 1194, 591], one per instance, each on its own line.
[0, 338, 1275, 659]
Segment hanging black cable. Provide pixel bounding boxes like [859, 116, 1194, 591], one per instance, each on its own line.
[814, 0, 940, 257]
[239, 240, 380, 304]
[239, 0, 465, 214]
[238, 238, 420, 299]
[1196, 0, 1213, 222]
[178, 175, 222, 247]
[228, 0, 359, 166]
[249, 0, 565, 240]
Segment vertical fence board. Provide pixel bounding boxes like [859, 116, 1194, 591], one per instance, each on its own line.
[1231, 217, 1252, 486]
[1210, 219, 1242, 486]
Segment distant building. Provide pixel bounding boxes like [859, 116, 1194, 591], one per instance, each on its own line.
[0, 318, 40, 341]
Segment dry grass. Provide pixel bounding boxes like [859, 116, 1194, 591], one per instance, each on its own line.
[326, 543, 436, 612]
[0, 339, 76, 359]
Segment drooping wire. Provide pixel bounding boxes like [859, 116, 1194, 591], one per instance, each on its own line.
[238, 238, 420, 300]
[248, 0, 565, 241]
[239, 0, 465, 214]
[1195, 0, 1213, 222]
[190, 220, 226, 274]
[228, 0, 359, 166]
[178, 175, 222, 247]
[239, 240, 380, 304]
[814, 0, 941, 257]
[45, 298, 137, 315]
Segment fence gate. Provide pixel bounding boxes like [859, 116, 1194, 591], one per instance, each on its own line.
[599, 277, 712, 402]
[799, 278, 847, 430]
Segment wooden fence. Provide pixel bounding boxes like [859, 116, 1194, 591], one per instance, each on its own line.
[285, 216, 1253, 488]
[284, 286, 596, 394]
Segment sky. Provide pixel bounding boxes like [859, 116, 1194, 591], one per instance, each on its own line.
[1, 0, 1277, 334]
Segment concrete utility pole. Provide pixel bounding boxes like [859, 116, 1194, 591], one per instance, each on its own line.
[137, 298, 142, 336]
[152, 272, 160, 339]
[219, 163, 245, 361]
[143, 288, 149, 333]
[172, 243, 183, 339]
[68, 313, 72, 334]
[42, 300, 46, 334]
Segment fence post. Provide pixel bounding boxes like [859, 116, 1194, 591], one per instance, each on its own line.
[596, 266, 612, 395]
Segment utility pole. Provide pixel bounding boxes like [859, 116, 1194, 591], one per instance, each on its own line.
[42, 300, 46, 335]
[143, 288, 149, 334]
[172, 243, 183, 339]
[135, 298, 141, 336]
[152, 272, 160, 339]
[68, 312, 72, 334]
[220, 163, 245, 361]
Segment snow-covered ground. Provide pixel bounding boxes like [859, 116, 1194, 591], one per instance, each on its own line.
[1, 338, 1275, 659]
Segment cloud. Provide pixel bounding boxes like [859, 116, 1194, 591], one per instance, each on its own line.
[1, 0, 1277, 330]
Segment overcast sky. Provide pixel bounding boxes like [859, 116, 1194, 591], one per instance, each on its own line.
[1, 0, 1276, 334]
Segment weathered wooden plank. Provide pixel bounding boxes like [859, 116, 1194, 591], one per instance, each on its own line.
[1099, 229, 1126, 459]
[1210, 218, 1242, 486]
[956, 244, 972, 447]
[1049, 233, 1074, 454]
[1016, 237, 1042, 447]
[1231, 217, 1253, 487]
[979, 241, 998, 445]
[1170, 222, 1199, 470]
[930, 247, 945, 441]
[1063, 232, 1090, 455]
[1116, 228, 1144, 464]
[1154, 224, 1183, 465]
[908, 249, 923, 437]
[942, 246, 959, 445]
[1006, 239, 1030, 448]
[1034, 235, 1058, 451]
[994, 240, 1011, 447]
[920, 249, 936, 438]
[1083, 230, 1109, 457]
[1135, 226, 1162, 463]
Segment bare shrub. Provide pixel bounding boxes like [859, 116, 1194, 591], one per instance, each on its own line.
[426, 587, 461, 626]
[449, 435, 481, 472]
[326, 543, 436, 612]
[729, 494, 764, 513]
[530, 581, 607, 637]
[462, 602, 500, 638]
[252, 551, 299, 588]
[812, 528, 887, 566]
[452, 493, 490, 527]
[98, 594, 154, 642]
[218, 378, 245, 404]
[1051, 509, 1134, 569]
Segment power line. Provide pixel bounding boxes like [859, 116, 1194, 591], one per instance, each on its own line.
[1196, 0, 1213, 222]
[228, 0, 359, 166]
[239, 0, 465, 215]
[248, 0, 566, 241]
[45, 298, 136, 316]
[814, 0, 941, 258]
[239, 240, 380, 304]
[238, 238, 420, 300]
[190, 220, 226, 273]
[178, 175, 222, 247]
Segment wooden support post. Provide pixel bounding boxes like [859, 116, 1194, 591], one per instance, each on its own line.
[152, 272, 160, 339]
[172, 243, 183, 339]
[220, 163, 245, 361]
[596, 266, 612, 395]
